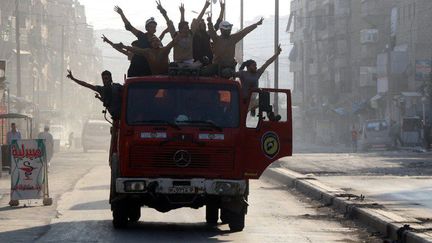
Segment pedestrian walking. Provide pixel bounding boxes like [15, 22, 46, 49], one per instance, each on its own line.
[390, 120, 402, 149]
[6, 123, 22, 145]
[68, 132, 74, 149]
[351, 125, 358, 153]
[38, 125, 54, 168]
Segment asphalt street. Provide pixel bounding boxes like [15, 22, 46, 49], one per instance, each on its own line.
[0, 150, 380, 242]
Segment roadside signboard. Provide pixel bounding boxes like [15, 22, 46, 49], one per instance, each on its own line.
[9, 139, 51, 205]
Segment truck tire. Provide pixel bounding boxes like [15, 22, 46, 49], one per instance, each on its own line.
[109, 155, 119, 203]
[220, 208, 229, 224]
[128, 204, 141, 222]
[112, 203, 128, 229]
[227, 210, 245, 232]
[206, 203, 218, 225]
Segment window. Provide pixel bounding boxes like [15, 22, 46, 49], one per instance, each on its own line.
[127, 82, 240, 128]
[360, 29, 378, 43]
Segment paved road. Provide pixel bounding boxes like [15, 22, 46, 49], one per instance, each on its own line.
[0, 150, 379, 242]
[279, 151, 432, 220]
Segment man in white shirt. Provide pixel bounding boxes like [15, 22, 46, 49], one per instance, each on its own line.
[6, 123, 21, 145]
[38, 125, 54, 167]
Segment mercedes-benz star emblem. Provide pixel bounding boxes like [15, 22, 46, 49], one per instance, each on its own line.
[173, 150, 191, 167]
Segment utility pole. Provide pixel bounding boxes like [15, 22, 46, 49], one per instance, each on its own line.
[274, 0, 279, 113]
[60, 25, 65, 111]
[15, 0, 22, 98]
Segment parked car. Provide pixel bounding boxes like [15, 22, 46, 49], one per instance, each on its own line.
[401, 117, 423, 146]
[359, 119, 392, 151]
[81, 120, 111, 152]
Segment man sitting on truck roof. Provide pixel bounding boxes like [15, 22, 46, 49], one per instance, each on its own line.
[200, 16, 264, 78]
[66, 70, 122, 120]
[156, 1, 199, 67]
[116, 35, 180, 75]
[114, 6, 156, 77]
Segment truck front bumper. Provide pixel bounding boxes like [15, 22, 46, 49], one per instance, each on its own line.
[116, 178, 247, 196]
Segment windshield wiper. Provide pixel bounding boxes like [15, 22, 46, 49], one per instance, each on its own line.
[178, 120, 223, 131]
[132, 120, 181, 130]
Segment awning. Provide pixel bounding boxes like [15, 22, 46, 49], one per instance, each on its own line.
[332, 107, 348, 116]
[352, 101, 368, 114]
[401, 92, 422, 97]
[289, 45, 298, 62]
[370, 94, 384, 109]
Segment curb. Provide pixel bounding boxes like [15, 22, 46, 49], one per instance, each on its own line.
[263, 167, 432, 243]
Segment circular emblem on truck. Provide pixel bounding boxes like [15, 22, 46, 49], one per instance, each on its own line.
[261, 132, 280, 159]
[173, 150, 191, 167]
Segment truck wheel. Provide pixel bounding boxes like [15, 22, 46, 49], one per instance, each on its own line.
[128, 205, 141, 222]
[227, 210, 245, 232]
[206, 203, 219, 225]
[112, 204, 128, 229]
[110, 154, 119, 203]
[220, 208, 229, 224]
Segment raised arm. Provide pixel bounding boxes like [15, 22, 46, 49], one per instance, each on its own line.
[66, 69, 98, 91]
[191, 0, 211, 33]
[156, 0, 176, 38]
[118, 43, 150, 58]
[197, 0, 211, 21]
[114, 6, 142, 37]
[214, 0, 225, 31]
[180, 3, 185, 23]
[232, 17, 264, 43]
[258, 44, 282, 74]
[207, 15, 217, 40]
[159, 27, 170, 41]
[102, 35, 129, 56]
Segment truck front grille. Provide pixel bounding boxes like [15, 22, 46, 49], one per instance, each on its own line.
[129, 146, 234, 171]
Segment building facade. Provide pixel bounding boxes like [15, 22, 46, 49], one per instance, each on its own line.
[289, 0, 432, 145]
[0, 0, 103, 132]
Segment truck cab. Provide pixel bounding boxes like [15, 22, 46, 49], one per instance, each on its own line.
[110, 75, 292, 231]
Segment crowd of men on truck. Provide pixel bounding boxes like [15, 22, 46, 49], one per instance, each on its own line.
[66, 0, 282, 121]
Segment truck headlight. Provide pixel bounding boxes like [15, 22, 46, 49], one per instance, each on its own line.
[124, 181, 146, 192]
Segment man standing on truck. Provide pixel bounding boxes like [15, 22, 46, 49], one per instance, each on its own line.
[66, 70, 122, 120]
[114, 6, 156, 77]
[201, 16, 264, 78]
[236, 45, 282, 99]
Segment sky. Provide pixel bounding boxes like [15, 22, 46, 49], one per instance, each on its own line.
[78, 0, 291, 30]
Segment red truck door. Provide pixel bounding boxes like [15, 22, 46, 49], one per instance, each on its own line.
[241, 89, 293, 179]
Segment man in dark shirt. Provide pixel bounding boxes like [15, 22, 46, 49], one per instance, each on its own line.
[115, 6, 157, 77]
[66, 70, 122, 120]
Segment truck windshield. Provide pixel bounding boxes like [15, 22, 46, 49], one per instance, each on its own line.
[126, 82, 240, 128]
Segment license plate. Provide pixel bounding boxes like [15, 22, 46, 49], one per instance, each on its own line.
[168, 186, 195, 194]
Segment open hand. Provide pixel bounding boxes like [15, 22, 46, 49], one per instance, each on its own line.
[114, 6, 123, 15]
[277, 44, 282, 54]
[256, 17, 264, 26]
[219, 0, 225, 9]
[66, 69, 74, 80]
[101, 34, 108, 43]
[156, 0, 166, 13]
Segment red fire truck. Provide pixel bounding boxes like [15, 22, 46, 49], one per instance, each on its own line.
[109, 74, 292, 231]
